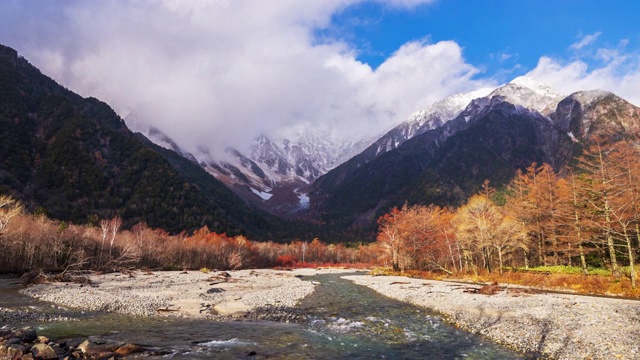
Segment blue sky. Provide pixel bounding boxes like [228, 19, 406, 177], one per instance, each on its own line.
[1, 0, 639, 156]
[322, 0, 640, 80]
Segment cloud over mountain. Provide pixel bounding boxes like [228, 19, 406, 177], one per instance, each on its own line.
[1, 0, 482, 158]
[1, 1, 639, 160]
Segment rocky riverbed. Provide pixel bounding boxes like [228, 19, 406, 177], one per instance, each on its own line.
[1, 326, 158, 359]
[345, 275, 640, 360]
[19, 268, 353, 319]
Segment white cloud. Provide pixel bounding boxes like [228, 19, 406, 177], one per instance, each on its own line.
[531, 34, 640, 106]
[569, 32, 602, 50]
[526, 53, 640, 106]
[0, 0, 489, 158]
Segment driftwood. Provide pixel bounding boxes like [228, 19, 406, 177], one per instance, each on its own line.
[390, 281, 411, 285]
[156, 307, 181, 312]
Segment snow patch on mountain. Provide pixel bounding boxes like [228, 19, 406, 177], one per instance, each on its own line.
[368, 87, 495, 158]
[250, 188, 273, 200]
[572, 89, 612, 107]
[407, 87, 494, 133]
[490, 76, 564, 114]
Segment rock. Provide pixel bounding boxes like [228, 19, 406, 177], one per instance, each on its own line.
[5, 344, 26, 359]
[3, 337, 21, 345]
[114, 343, 145, 355]
[31, 343, 57, 359]
[36, 336, 49, 344]
[14, 327, 38, 342]
[77, 339, 123, 357]
[0, 329, 12, 340]
[213, 301, 250, 317]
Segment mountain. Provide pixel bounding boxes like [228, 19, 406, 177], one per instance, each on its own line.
[312, 88, 493, 195]
[191, 131, 373, 217]
[0, 44, 285, 238]
[309, 78, 640, 235]
[489, 76, 563, 114]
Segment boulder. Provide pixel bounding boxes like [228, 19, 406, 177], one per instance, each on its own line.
[36, 336, 50, 344]
[77, 338, 123, 358]
[31, 343, 57, 359]
[14, 327, 38, 342]
[213, 301, 250, 317]
[5, 344, 26, 359]
[114, 343, 145, 355]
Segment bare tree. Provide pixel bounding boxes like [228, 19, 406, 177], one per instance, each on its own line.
[0, 195, 23, 235]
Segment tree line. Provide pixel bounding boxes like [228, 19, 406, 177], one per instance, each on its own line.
[377, 139, 640, 286]
[0, 195, 380, 273]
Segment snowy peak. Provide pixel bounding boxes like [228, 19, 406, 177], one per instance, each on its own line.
[490, 76, 563, 114]
[406, 87, 494, 134]
[570, 89, 613, 107]
[371, 87, 494, 156]
[202, 129, 374, 216]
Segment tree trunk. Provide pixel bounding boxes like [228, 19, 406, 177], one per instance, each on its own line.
[604, 201, 620, 278]
[579, 244, 589, 276]
[624, 227, 636, 288]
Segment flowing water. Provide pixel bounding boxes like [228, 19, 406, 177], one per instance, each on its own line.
[1, 273, 525, 359]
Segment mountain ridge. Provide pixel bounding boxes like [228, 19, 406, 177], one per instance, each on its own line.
[306, 79, 640, 237]
[0, 44, 292, 239]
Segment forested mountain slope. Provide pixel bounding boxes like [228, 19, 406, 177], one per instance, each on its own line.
[0, 44, 282, 237]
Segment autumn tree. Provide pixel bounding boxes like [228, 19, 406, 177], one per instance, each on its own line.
[0, 195, 22, 239]
[377, 207, 406, 271]
[455, 193, 526, 274]
[607, 141, 640, 286]
[576, 141, 622, 278]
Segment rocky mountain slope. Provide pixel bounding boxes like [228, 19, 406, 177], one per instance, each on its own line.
[0, 44, 287, 238]
[308, 78, 640, 233]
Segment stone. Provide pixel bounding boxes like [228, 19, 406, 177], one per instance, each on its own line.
[3, 337, 21, 345]
[77, 339, 123, 357]
[6, 344, 26, 359]
[15, 327, 38, 342]
[31, 343, 58, 359]
[213, 301, 250, 317]
[36, 336, 50, 344]
[114, 343, 145, 355]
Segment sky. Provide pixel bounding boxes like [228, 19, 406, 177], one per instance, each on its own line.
[1, 0, 639, 158]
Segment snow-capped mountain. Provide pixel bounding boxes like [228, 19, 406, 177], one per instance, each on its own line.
[310, 77, 640, 233]
[139, 75, 573, 218]
[371, 87, 494, 157]
[489, 76, 564, 114]
[200, 131, 373, 215]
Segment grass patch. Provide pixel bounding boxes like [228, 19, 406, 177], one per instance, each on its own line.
[517, 265, 611, 276]
[376, 266, 640, 298]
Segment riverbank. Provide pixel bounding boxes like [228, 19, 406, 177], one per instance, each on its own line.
[345, 274, 640, 360]
[19, 268, 354, 319]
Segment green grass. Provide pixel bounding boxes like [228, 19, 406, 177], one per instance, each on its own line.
[518, 265, 611, 276]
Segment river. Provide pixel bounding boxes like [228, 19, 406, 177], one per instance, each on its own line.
[1, 273, 527, 359]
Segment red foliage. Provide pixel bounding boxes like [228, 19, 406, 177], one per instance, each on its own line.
[275, 254, 297, 267]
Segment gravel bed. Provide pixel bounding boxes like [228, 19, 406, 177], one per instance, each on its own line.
[19, 269, 350, 319]
[0, 307, 76, 323]
[344, 275, 640, 360]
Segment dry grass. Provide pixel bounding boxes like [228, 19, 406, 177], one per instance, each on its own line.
[377, 267, 640, 298]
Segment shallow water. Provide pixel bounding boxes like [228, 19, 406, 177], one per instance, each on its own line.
[1, 273, 525, 359]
